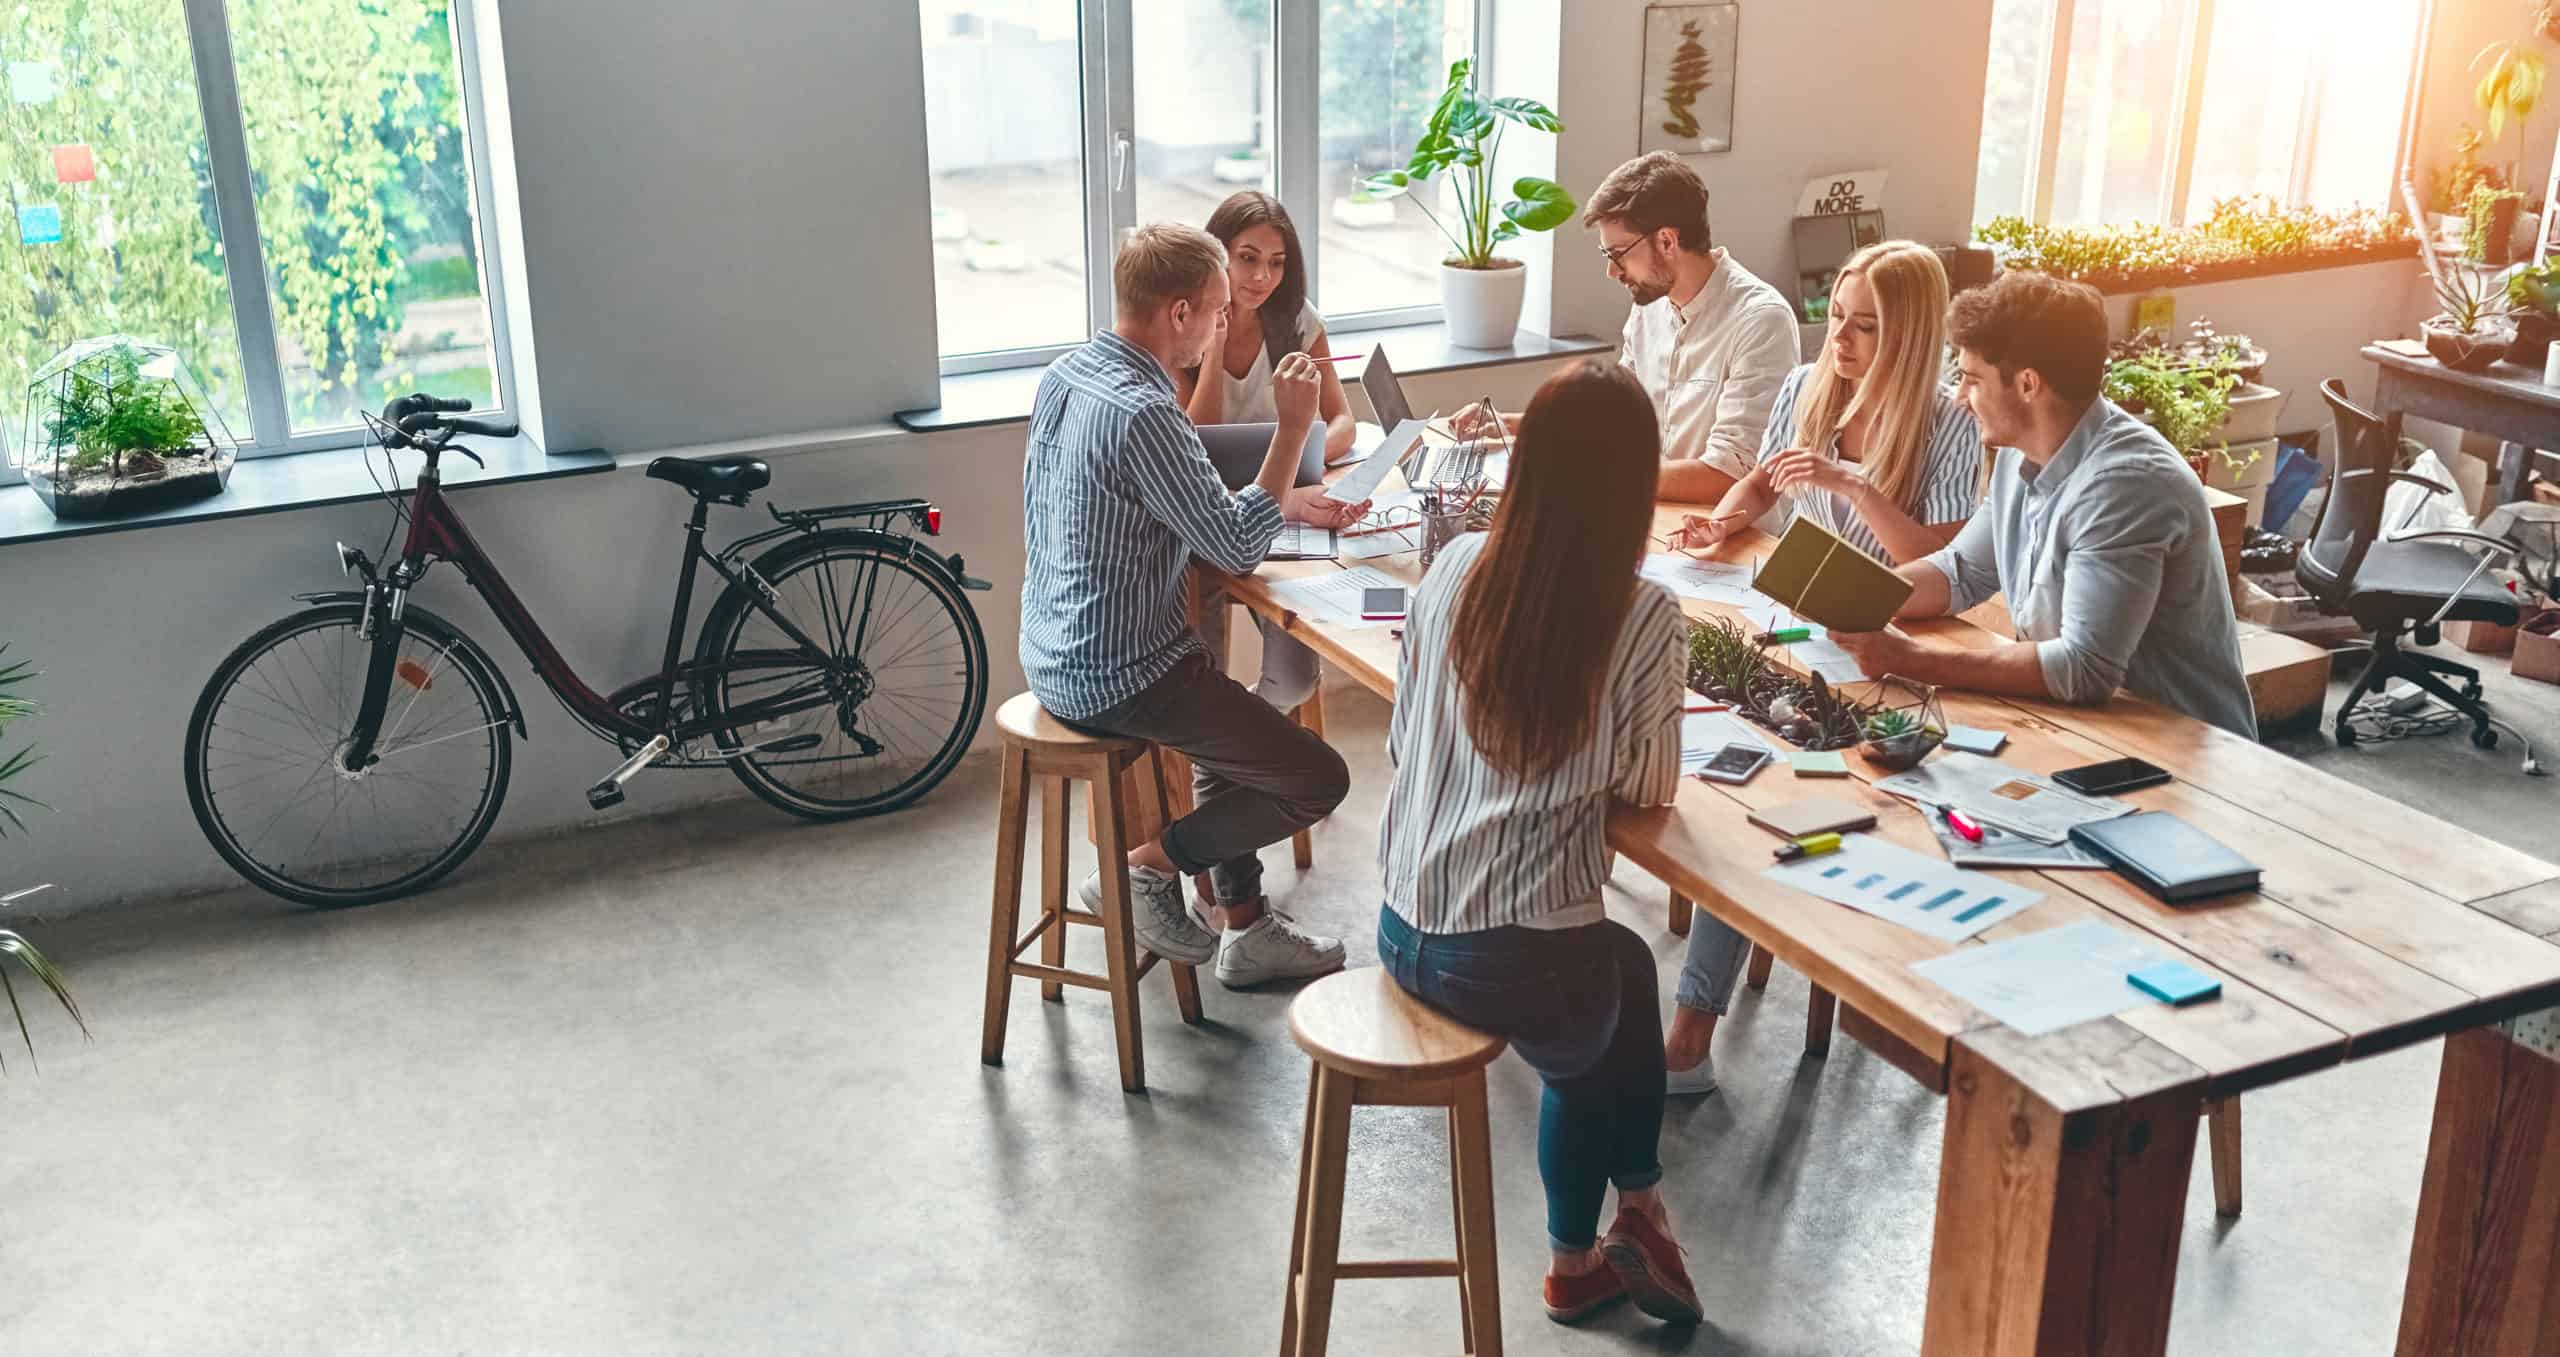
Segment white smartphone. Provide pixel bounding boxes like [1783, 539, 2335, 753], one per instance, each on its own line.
[1696, 743, 1772, 784]
[1360, 586, 1408, 620]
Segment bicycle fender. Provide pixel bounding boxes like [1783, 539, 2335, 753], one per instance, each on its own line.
[292, 591, 530, 739]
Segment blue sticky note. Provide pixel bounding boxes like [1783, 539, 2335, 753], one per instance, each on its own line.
[2128, 960, 2221, 1006]
[17, 204, 61, 245]
[1944, 725, 2007, 755]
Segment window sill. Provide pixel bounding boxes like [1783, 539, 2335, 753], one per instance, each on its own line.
[894, 323, 1613, 433]
[2053, 245, 2419, 298]
[0, 436, 613, 549]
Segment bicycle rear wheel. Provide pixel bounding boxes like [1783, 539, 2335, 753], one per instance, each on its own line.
[184, 605, 512, 907]
[695, 533, 987, 819]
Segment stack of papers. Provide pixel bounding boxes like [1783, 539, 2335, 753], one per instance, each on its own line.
[1263, 566, 1409, 629]
[1872, 752, 2133, 845]
[1910, 919, 2171, 1036]
[1766, 832, 2039, 942]
[1641, 553, 1755, 604]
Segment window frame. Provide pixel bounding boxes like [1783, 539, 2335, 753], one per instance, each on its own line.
[3, 0, 515, 488]
[933, 0, 1492, 376]
[1985, 0, 2430, 230]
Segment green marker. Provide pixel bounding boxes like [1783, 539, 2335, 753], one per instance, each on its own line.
[1758, 626, 1812, 644]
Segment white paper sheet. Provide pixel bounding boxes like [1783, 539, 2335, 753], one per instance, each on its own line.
[1766, 833, 2039, 942]
[1871, 752, 2133, 845]
[1263, 566, 1412, 629]
[1680, 709, 1774, 774]
[1910, 919, 2170, 1036]
[1640, 553, 1755, 604]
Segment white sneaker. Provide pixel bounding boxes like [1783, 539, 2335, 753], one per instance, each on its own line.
[1665, 1055, 1718, 1098]
[1212, 909, 1347, 989]
[1078, 867, 1215, 965]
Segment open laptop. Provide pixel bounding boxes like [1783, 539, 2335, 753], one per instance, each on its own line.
[1329, 350, 1435, 504]
[1200, 421, 1336, 560]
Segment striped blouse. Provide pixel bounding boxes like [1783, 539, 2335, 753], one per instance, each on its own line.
[1020, 330, 1285, 721]
[1379, 532, 1687, 934]
[1758, 364, 1985, 562]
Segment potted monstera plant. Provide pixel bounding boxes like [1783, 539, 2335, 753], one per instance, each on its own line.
[1359, 59, 1575, 347]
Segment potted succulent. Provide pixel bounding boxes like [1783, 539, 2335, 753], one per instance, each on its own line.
[2425, 263, 2519, 373]
[1360, 58, 1575, 347]
[19, 338, 240, 521]
[2506, 258, 2560, 367]
[1853, 675, 1946, 773]
[2181, 316, 2268, 386]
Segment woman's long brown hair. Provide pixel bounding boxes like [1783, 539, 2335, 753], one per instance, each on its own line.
[1451, 360, 1663, 778]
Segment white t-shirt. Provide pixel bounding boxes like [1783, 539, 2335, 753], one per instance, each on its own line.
[1212, 299, 1327, 423]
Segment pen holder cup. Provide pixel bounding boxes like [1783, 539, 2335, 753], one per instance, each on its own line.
[1419, 507, 1470, 569]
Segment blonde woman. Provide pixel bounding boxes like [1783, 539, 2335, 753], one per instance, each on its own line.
[1675, 240, 1983, 566]
[1662, 240, 1983, 1093]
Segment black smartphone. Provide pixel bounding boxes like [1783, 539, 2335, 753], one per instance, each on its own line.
[1360, 586, 1407, 620]
[2053, 757, 2171, 796]
[1697, 743, 1772, 784]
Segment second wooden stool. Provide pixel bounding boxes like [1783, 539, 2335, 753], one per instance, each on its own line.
[1281, 969, 1508, 1356]
[981, 693, 1203, 1093]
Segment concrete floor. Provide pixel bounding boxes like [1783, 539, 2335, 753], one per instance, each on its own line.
[2, 658, 2555, 1355]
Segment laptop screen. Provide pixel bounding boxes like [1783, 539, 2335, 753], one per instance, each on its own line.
[1361, 348, 1413, 431]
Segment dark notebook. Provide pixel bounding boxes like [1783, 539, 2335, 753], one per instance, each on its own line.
[2067, 812, 2261, 903]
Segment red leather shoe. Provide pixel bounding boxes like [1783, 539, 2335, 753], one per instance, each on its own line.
[1542, 1258, 1625, 1324]
[1599, 1206, 1703, 1325]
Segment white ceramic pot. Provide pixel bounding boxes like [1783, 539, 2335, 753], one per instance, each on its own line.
[2218, 384, 2283, 445]
[2206, 436, 2279, 491]
[1442, 259, 1526, 349]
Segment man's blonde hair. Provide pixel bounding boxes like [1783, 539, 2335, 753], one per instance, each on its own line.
[1114, 223, 1229, 317]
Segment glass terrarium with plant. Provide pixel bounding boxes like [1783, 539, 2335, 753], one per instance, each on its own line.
[1851, 674, 1946, 772]
[17, 337, 240, 520]
[2423, 262, 2518, 374]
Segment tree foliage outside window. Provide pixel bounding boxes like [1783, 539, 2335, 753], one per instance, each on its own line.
[1220, 0, 1459, 167]
[2, 0, 493, 450]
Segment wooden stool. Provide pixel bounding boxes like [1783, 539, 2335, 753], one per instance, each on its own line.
[981, 693, 1204, 1093]
[1289, 684, 1328, 870]
[1677, 889, 2248, 1218]
[1281, 969, 1508, 1357]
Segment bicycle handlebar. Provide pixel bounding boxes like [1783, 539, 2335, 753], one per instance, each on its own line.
[382, 392, 474, 425]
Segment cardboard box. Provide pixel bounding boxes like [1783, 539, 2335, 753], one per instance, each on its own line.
[2515, 608, 2560, 684]
[2448, 617, 2519, 655]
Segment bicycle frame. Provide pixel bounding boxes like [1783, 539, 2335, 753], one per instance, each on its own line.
[339, 459, 848, 768]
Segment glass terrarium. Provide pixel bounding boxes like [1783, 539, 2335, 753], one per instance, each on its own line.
[1852, 673, 1947, 772]
[16, 337, 239, 520]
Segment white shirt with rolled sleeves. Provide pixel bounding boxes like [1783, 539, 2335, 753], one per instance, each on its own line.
[1920, 398, 2258, 739]
[1617, 248, 1802, 483]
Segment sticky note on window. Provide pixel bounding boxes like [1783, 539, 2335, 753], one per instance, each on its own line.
[9, 61, 58, 105]
[1790, 750, 1850, 778]
[17, 205, 62, 246]
[52, 144, 94, 184]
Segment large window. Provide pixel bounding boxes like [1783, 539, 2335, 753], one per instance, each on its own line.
[920, 1, 1487, 369]
[1, 0, 508, 472]
[1973, 0, 2425, 228]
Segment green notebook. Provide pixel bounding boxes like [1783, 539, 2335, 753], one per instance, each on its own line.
[1752, 516, 1913, 633]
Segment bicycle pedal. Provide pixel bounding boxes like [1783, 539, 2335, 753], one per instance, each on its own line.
[588, 734, 671, 811]
[586, 782, 625, 811]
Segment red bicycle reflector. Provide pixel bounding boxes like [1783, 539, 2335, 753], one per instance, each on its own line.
[924, 505, 943, 535]
[395, 658, 433, 691]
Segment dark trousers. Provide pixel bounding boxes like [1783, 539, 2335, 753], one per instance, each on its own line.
[1066, 651, 1348, 905]
[1375, 904, 1667, 1250]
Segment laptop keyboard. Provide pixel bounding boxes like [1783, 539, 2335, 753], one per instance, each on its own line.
[1425, 443, 1487, 487]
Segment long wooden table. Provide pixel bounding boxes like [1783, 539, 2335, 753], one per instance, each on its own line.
[1218, 509, 2560, 1356]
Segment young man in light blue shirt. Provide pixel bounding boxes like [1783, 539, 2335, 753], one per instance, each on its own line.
[1828, 271, 2257, 738]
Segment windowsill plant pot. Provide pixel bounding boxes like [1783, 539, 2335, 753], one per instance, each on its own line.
[2508, 310, 2560, 369]
[1442, 259, 1528, 349]
[20, 337, 241, 522]
[1331, 194, 1399, 230]
[1214, 152, 1269, 185]
[2504, 261, 2560, 368]
[2424, 316, 2518, 373]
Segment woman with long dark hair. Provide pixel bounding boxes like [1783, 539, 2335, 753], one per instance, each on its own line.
[1375, 359, 1703, 1330]
[1181, 191, 1358, 462]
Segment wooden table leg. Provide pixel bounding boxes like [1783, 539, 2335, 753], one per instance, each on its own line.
[2206, 1096, 2242, 1220]
[1667, 888, 1692, 938]
[2397, 1022, 2560, 1355]
[1805, 984, 1836, 1057]
[1923, 1029, 2204, 1357]
[1746, 943, 1775, 991]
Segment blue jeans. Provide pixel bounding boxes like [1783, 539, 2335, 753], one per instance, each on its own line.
[1677, 914, 1751, 1015]
[1375, 904, 1665, 1251]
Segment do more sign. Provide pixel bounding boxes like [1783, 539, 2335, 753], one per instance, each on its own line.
[1798, 172, 1889, 218]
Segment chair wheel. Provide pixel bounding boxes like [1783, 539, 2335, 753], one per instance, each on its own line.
[2335, 724, 2359, 747]
[2463, 680, 2484, 700]
[2473, 726, 2499, 751]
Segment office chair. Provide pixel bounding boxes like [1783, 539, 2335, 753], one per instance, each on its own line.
[2304, 379, 2522, 750]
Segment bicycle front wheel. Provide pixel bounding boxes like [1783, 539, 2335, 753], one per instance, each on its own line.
[696, 534, 988, 820]
[184, 605, 513, 907]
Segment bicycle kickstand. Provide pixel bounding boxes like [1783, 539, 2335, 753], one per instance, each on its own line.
[588, 735, 672, 811]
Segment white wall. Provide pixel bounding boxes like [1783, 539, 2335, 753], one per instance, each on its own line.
[2098, 260, 2434, 436]
[1501, 0, 1996, 343]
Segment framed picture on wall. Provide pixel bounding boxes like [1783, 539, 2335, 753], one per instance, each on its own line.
[1641, 4, 1738, 155]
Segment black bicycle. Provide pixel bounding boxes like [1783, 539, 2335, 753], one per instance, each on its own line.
[184, 394, 992, 907]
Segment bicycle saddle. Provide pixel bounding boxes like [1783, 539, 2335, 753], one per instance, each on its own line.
[647, 454, 771, 499]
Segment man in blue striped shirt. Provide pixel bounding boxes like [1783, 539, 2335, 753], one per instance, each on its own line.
[1021, 224, 1370, 988]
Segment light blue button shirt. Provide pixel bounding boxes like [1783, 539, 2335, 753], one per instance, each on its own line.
[1921, 398, 2257, 738]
